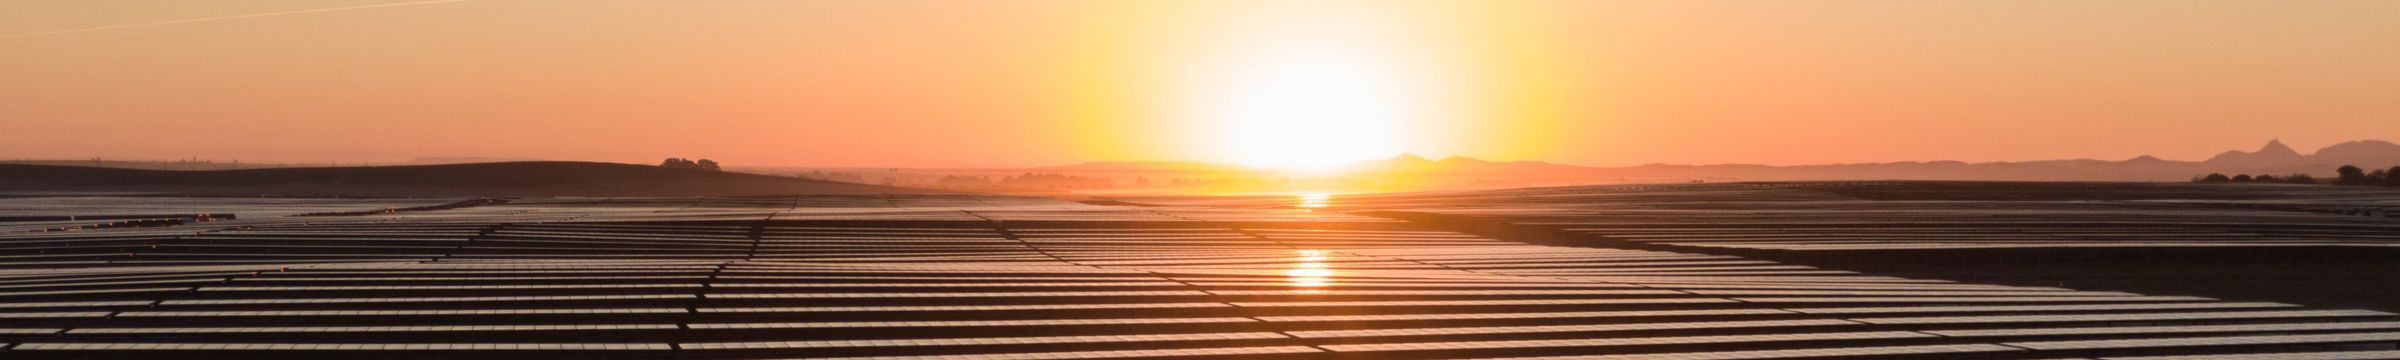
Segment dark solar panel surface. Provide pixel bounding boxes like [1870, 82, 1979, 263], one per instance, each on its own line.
[2, 193, 2396, 359]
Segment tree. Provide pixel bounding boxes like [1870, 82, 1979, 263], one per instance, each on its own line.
[2255, 174, 2281, 183]
[2336, 165, 2368, 185]
[2197, 173, 2230, 183]
[2387, 166, 2400, 187]
[2230, 174, 2253, 182]
[660, 158, 720, 171]
[2287, 173, 2318, 184]
[2369, 169, 2391, 185]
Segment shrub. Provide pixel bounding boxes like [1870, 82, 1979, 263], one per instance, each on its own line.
[661, 158, 722, 171]
[2336, 165, 2368, 185]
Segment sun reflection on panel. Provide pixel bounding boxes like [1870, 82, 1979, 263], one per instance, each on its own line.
[1286, 249, 1332, 293]
[1296, 193, 1331, 209]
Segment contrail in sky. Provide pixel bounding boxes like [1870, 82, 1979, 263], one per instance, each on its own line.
[1, 0, 473, 39]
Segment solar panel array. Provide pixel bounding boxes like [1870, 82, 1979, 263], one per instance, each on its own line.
[2, 193, 2397, 359]
[1179, 183, 2400, 251]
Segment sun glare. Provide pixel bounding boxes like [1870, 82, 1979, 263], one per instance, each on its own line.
[1214, 52, 1414, 169]
[1287, 249, 1333, 291]
[1296, 193, 1332, 209]
[1177, 3, 1447, 170]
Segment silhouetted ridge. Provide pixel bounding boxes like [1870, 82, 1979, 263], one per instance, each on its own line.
[0, 161, 939, 196]
[2206, 139, 2306, 166]
[1385, 153, 1437, 166]
[2310, 140, 2400, 167]
[1003, 139, 2400, 187]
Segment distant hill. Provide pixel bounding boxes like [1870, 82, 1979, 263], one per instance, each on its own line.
[1010, 139, 2400, 188]
[1031, 161, 1255, 173]
[1330, 139, 2400, 182]
[2256, 140, 2400, 169]
[2203, 139, 2308, 167]
[1600, 139, 2392, 182]
[0, 159, 298, 171]
[0, 161, 941, 197]
[402, 156, 547, 165]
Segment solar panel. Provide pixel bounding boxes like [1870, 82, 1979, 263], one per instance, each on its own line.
[5, 191, 2395, 359]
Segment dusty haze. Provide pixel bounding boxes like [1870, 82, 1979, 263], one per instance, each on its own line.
[4, 0, 2396, 167]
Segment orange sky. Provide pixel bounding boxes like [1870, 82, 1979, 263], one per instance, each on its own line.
[3, 0, 2396, 168]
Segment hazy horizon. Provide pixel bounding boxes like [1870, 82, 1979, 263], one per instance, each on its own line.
[6, 138, 2385, 171]
[12, 3, 2400, 358]
[6, 0, 2398, 169]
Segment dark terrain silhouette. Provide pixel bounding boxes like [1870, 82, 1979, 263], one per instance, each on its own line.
[0, 161, 937, 197]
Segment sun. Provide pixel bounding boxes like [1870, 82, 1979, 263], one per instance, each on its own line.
[1173, 2, 1447, 170]
[1211, 50, 1418, 170]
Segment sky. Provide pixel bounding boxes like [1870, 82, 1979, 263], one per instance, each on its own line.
[3, 0, 2396, 168]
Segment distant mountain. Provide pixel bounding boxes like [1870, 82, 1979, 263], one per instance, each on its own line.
[2123, 155, 2170, 164]
[1031, 161, 1254, 173]
[1422, 139, 2400, 182]
[2193, 139, 2400, 172]
[1339, 153, 1439, 172]
[0, 159, 294, 171]
[2305, 140, 2400, 168]
[1333, 155, 1579, 176]
[1022, 139, 2400, 187]
[403, 156, 546, 165]
[2203, 139, 2307, 167]
[0, 161, 941, 197]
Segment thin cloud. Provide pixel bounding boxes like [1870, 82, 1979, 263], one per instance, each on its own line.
[1, 0, 473, 40]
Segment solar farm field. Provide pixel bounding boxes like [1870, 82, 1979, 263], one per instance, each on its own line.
[1134, 182, 2400, 313]
[4, 184, 2400, 359]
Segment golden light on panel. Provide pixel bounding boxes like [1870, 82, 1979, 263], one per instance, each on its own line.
[1287, 249, 1333, 292]
[1295, 193, 1332, 209]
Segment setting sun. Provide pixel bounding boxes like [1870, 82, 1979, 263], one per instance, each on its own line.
[1171, 1, 1448, 169]
[1296, 193, 1332, 209]
[6, 1, 2400, 358]
[1202, 49, 1421, 169]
